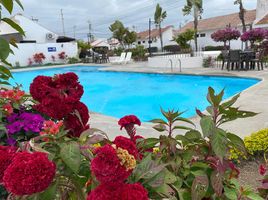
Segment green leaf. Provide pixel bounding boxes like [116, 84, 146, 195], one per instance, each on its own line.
[15, 0, 24, 9]
[185, 130, 202, 140]
[38, 181, 57, 200]
[221, 94, 240, 109]
[137, 138, 159, 150]
[150, 118, 168, 125]
[60, 142, 81, 173]
[153, 124, 167, 132]
[207, 87, 224, 107]
[173, 126, 193, 131]
[174, 117, 195, 127]
[227, 132, 246, 153]
[211, 171, 223, 197]
[1, 0, 14, 13]
[2, 18, 25, 35]
[0, 65, 12, 78]
[211, 128, 227, 159]
[224, 187, 237, 200]
[246, 191, 264, 200]
[0, 37, 10, 60]
[191, 175, 209, 200]
[200, 116, 214, 137]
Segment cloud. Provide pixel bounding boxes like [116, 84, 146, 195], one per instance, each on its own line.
[4, 0, 257, 39]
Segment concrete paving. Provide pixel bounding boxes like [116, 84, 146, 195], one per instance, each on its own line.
[12, 62, 268, 139]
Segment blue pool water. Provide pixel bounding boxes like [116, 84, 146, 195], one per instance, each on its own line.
[11, 66, 259, 121]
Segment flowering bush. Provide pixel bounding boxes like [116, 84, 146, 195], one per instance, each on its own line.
[58, 51, 67, 60]
[211, 28, 241, 48]
[241, 28, 268, 43]
[33, 53, 46, 64]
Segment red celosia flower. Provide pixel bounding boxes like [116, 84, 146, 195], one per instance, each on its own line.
[0, 146, 17, 183]
[3, 152, 56, 195]
[3, 103, 13, 116]
[65, 101, 90, 137]
[87, 182, 149, 200]
[120, 183, 149, 200]
[118, 115, 141, 130]
[91, 145, 131, 184]
[87, 183, 121, 200]
[259, 164, 267, 176]
[30, 76, 53, 102]
[113, 136, 138, 159]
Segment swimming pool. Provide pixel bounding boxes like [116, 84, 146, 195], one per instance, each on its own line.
[12, 66, 260, 121]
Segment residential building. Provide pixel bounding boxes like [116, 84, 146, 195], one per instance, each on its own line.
[135, 25, 176, 51]
[0, 14, 78, 66]
[177, 0, 268, 50]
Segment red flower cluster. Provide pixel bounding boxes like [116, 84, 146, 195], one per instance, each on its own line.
[3, 152, 56, 195]
[58, 51, 67, 60]
[87, 182, 148, 200]
[259, 164, 267, 176]
[0, 89, 25, 102]
[33, 53, 46, 64]
[91, 144, 131, 184]
[0, 146, 17, 183]
[118, 115, 141, 130]
[30, 72, 89, 137]
[113, 136, 138, 159]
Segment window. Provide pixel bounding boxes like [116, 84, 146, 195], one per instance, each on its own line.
[196, 34, 199, 38]
[143, 41, 145, 43]
[200, 33, 206, 37]
[138, 41, 141, 44]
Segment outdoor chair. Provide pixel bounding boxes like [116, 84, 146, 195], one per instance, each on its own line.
[227, 50, 242, 71]
[124, 52, 132, 64]
[110, 52, 126, 64]
[99, 54, 109, 63]
[250, 50, 264, 70]
[221, 50, 229, 70]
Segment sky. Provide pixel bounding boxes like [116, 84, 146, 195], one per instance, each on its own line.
[7, 0, 257, 40]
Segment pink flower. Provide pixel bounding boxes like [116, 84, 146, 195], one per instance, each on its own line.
[259, 164, 267, 176]
[3, 103, 13, 115]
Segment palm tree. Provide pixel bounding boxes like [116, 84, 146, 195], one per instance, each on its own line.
[154, 3, 167, 52]
[182, 0, 203, 52]
[234, 0, 248, 48]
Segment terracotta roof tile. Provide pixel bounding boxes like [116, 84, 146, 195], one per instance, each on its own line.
[178, 10, 256, 34]
[256, 13, 268, 25]
[137, 25, 173, 40]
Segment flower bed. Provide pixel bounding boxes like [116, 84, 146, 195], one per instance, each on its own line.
[0, 72, 266, 199]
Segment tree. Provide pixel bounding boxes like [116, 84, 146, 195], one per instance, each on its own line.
[77, 40, 91, 50]
[234, 0, 248, 48]
[154, 3, 167, 52]
[109, 20, 127, 48]
[123, 30, 137, 48]
[174, 29, 195, 50]
[182, 0, 203, 52]
[0, 0, 24, 85]
[211, 28, 241, 49]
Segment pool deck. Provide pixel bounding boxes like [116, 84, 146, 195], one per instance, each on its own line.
[12, 63, 268, 139]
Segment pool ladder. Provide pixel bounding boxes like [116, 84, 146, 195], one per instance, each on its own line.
[167, 58, 182, 72]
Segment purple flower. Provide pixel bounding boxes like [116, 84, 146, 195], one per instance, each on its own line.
[211, 28, 241, 43]
[241, 28, 267, 42]
[5, 112, 44, 134]
[7, 138, 17, 146]
[6, 121, 24, 134]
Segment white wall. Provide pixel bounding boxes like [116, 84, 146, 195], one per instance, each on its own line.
[192, 28, 244, 50]
[7, 42, 78, 66]
[256, 0, 268, 22]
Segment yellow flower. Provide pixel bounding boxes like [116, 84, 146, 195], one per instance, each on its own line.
[112, 144, 136, 171]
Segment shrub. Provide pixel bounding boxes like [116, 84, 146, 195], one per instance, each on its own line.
[33, 53, 46, 64]
[202, 56, 214, 68]
[163, 45, 180, 53]
[68, 57, 80, 64]
[244, 128, 268, 156]
[129, 45, 148, 61]
[113, 47, 124, 56]
[174, 29, 195, 49]
[203, 45, 229, 51]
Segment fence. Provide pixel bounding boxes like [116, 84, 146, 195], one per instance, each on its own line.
[7, 42, 78, 67]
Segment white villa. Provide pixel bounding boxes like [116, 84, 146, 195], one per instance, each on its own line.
[0, 14, 78, 66]
[178, 0, 268, 50]
[135, 25, 176, 51]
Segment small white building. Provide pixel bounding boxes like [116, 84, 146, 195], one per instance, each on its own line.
[135, 25, 176, 51]
[0, 14, 78, 66]
[178, 0, 268, 50]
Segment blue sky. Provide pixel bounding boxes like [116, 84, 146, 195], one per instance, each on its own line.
[8, 0, 257, 39]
